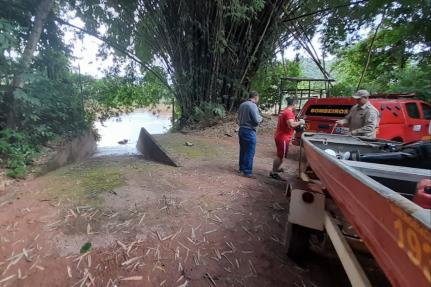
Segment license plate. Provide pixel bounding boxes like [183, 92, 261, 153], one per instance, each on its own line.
[334, 127, 349, 134]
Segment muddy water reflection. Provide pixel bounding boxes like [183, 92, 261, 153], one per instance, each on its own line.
[94, 111, 171, 156]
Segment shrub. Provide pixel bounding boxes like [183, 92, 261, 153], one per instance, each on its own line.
[190, 102, 226, 124]
[0, 129, 38, 178]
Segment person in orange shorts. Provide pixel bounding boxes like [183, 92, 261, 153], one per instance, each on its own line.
[270, 98, 304, 181]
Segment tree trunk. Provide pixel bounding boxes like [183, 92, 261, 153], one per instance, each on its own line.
[6, 0, 54, 129]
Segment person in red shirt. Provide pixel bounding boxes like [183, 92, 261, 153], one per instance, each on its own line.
[270, 98, 304, 180]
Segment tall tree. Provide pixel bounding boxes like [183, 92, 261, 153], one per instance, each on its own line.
[320, 0, 430, 62]
[71, 0, 307, 126]
[326, 0, 431, 100]
[5, 0, 55, 128]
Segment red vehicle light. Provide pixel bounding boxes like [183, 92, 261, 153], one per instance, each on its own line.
[413, 179, 431, 209]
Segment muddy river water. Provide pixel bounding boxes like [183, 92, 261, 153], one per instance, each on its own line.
[94, 110, 171, 156]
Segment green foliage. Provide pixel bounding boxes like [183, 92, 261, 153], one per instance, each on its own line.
[0, 18, 17, 105]
[226, 0, 266, 21]
[70, 0, 429, 124]
[0, 15, 92, 177]
[386, 65, 431, 102]
[331, 24, 424, 87]
[15, 75, 91, 141]
[72, 0, 291, 125]
[329, 82, 356, 98]
[1, 2, 173, 177]
[1, 0, 427, 153]
[0, 19, 16, 53]
[0, 129, 37, 178]
[190, 102, 226, 124]
[251, 59, 301, 109]
[319, 0, 430, 100]
[0, 68, 94, 178]
[321, 0, 430, 64]
[331, 61, 431, 102]
[85, 68, 172, 122]
[330, 26, 431, 102]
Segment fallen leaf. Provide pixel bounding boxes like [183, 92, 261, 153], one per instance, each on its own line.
[80, 242, 92, 254]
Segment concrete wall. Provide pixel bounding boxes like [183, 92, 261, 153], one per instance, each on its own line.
[136, 127, 179, 167]
[41, 130, 97, 174]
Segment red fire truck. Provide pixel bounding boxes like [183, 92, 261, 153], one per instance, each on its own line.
[293, 94, 431, 144]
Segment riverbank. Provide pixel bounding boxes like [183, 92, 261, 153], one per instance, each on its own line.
[0, 121, 355, 287]
[0, 106, 173, 190]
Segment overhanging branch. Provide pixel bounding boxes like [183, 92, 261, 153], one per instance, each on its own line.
[282, 0, 369, 23]
[54, 17, 175, 95]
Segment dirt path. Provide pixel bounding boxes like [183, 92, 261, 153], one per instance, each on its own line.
[0, 132, 351, 287]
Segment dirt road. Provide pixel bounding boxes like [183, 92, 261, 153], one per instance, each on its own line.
[0, 132, 351, 287]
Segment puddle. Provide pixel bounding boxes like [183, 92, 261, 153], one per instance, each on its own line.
[94, 110, 172, 156]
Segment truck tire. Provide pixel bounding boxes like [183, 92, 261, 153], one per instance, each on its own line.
[286, 222, 312, 261]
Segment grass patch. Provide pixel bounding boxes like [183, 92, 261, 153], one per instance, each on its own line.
[48, 166, 125, 206]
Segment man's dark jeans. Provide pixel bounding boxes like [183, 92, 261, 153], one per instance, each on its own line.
[238, 127, 256, 176]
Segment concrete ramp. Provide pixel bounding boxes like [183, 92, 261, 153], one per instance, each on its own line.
[136, 128, 179, 167]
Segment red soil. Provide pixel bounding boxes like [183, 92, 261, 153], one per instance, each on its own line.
[0, 132, 353, 287]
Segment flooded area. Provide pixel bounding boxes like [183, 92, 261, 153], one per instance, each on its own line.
[94, 110, 171, 156]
